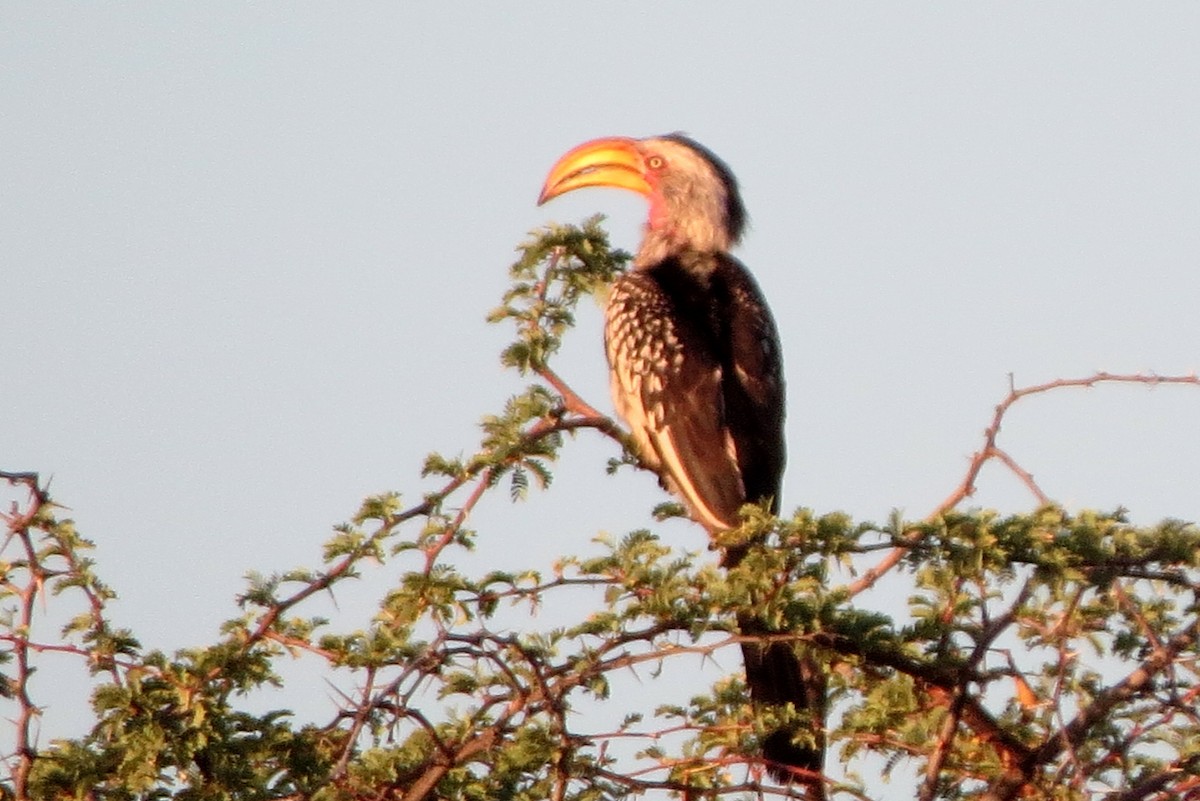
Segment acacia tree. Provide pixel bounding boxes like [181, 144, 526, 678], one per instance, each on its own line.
[3, 220, 1199, 801]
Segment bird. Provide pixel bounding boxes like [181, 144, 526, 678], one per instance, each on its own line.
[538, 134, 825, 794]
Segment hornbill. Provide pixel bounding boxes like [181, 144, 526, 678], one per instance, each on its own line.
[538, 134, 825, 793]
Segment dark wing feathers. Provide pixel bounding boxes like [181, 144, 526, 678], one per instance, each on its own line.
[717, 256, 786, 513]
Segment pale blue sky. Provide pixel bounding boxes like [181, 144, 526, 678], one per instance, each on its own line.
[3, 4, 1199, 769]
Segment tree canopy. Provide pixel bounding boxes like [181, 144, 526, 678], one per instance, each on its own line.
[3, 220, 1199, 800]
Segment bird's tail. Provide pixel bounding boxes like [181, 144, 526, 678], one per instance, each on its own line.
[737, 614, 827, 799]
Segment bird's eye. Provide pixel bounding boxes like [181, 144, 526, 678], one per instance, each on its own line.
[646, 155, 666, 170]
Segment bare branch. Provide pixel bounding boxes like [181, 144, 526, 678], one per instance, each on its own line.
[847, 371, 1200, 598]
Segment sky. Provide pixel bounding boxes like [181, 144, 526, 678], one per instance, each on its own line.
[3, 2, 1200, 776]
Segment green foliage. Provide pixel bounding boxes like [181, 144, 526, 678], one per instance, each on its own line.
[2, 224, 1199, 800]
[490, 215, 629, 375]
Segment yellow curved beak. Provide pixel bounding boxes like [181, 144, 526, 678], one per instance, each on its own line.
[537, 137, 651, 205]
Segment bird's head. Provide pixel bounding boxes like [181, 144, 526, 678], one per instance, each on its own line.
[538, 134, 747, 265]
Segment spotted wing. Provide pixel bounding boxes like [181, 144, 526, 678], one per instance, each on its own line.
[604, 270, 747, 531]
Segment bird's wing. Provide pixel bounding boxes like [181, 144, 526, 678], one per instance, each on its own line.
[605, 272, 746, 531]
[717, 255, 786, 512]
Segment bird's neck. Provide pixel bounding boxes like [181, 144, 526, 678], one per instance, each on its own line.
[634, 220, 732, 270]
[635, 251, 725, 298]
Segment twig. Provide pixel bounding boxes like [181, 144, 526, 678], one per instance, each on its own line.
[939, 371, 1200, 516]
[990, 446, 1050, 506]
[1, 472, 50, 798]
[919, 685, 964, 801]
[846, 371, 1200, 598]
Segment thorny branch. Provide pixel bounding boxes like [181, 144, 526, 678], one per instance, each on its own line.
[846, 371, 1200, 598]
[0, 472, 48, 798]
[938, 371, 1200, 514]
[829, 371, 1200, 799]
[2, 471, 127, 797]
